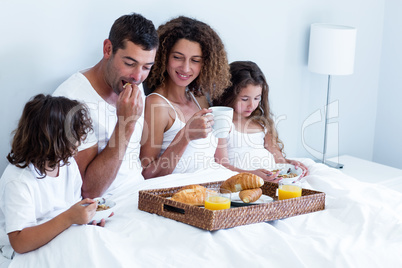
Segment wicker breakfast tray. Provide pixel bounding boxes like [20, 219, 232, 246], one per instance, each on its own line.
[138, 181, 325, 231]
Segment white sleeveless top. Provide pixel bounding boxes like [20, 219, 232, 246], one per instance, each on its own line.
[148, 93, 220, 174]
[226, 123, 276, 170]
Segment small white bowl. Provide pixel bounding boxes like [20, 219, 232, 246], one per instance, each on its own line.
[90, 198, 115, 223]
[273, 163, 303, 181]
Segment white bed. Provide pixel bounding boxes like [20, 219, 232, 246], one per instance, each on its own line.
[2, 158, 402, 268]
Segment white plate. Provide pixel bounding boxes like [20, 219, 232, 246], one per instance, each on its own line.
[90, 198, 115, 223]
[272, 163, 303, 181]
[230, 192, 273, 206]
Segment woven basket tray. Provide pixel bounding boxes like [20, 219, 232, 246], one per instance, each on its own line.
[138, 181, 325, 231]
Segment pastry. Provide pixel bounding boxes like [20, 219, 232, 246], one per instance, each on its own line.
[220, 173, 264, 192]
[171, 184, 208, 206]
[239, 188, 262, 203]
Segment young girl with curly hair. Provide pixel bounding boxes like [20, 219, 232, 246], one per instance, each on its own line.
[141, 16, 231, 178]
[214, 61, 308, 181]
[0, 94, 100, 258]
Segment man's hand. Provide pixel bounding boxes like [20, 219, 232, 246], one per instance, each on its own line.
[116, 83, 143, 134]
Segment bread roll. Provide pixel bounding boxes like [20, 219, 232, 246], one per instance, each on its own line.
[220, 173, 264, 192]
[171, 185, 207, 206]
[180, 184, 204, 191]
[239, 188, 262, 203]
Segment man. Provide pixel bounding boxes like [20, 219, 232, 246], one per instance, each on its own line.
[54, 13, 158, 198]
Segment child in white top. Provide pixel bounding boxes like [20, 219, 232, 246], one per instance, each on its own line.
[214, 61, 308, 181]
[0, 94, 98, 258]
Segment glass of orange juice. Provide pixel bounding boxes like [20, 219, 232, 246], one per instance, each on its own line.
[204, 188, 231, 210]
[278, 179, 302, 200]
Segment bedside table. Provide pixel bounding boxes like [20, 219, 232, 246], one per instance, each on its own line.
[328, 155, 402, 192]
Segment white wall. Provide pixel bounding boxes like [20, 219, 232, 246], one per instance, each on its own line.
[0, 0, 392, 174]
[373, 0, 402, 169]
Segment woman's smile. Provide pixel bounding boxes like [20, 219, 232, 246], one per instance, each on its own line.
[176, 71, 191, 80]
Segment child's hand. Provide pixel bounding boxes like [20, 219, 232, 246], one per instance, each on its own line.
[89, 212, 114, 227]
[252, 169, 281, 183]
[66, 198, 97, 225]
[287, 160, 309, 177]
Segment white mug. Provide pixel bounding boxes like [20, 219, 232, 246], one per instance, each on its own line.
[209, 106, 233, 138]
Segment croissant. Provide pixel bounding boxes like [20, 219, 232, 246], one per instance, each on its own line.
[220, 173, 264, 192]
[171, 185, 207, 206]
[239, 188, 262, 203]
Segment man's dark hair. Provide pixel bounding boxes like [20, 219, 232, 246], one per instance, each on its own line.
[109, 13, 159, 53]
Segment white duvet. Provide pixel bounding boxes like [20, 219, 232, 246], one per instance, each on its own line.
[2, 159, 402, 268]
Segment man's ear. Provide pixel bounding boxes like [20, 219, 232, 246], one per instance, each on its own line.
[103, 39, 113, 59]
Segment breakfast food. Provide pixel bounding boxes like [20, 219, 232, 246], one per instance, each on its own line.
[123, 82, 132, 88]
[171, 184, 212, 206]
[239, 188, 262, 203]
[180, 184, 204, 191]
[272, 168, 298, 178]
[279, 173, 297, 178]
[220, 173, 264, 193]
[96, 204, 110, 211]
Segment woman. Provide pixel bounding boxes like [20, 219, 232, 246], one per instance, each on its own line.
[140, 16, 231, 179]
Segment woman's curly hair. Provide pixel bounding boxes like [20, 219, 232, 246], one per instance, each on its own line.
[145, 16, 231, 100]
[213, 61, 285, 156]
[7, 94, 93, 178]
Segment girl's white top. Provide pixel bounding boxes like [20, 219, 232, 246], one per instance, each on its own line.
[226, 123, 276, 170]
[0, 159, 82, 259]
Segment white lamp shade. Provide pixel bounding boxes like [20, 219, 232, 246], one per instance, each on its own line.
[308, 23, 357, 75]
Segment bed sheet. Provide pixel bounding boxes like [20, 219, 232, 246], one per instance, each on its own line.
[4, 159, 402, 268]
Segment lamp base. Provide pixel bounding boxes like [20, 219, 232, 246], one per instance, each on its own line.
[315, 159, 344, 169]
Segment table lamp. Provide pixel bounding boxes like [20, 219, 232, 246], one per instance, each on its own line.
[308, 23, 357, 169]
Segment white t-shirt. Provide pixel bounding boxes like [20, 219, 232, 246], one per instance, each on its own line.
[0, 159, 82, 259]
[53, 72, 145, 196]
